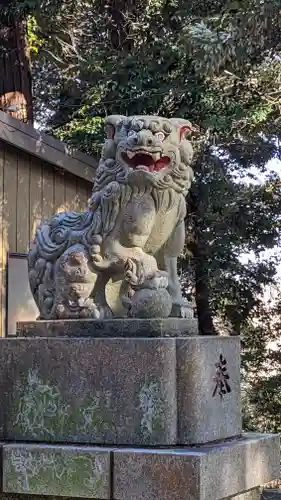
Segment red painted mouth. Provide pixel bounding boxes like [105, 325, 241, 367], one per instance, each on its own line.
[122, 151, 170, 172]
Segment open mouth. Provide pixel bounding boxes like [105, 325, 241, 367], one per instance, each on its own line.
[121, 150, 170, 172]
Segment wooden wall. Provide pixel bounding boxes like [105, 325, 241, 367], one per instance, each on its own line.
[0, 140, 93, 336]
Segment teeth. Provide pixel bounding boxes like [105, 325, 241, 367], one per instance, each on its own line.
[127, 150, 162, 161]
[136, 166, 150, 172]
[127, 150, 136, 159]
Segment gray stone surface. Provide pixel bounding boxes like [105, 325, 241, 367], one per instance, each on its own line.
[2, 443, 111, 498]
[113, 433, 280, 500]
[0, 496, 107, 500]
[0, 336, 241, 445]
[0, 490, 275, 500]
[177, 336, 242, 443]
[0, 438, 279, 500]
[0, 492, 271, 500]
[17, 317, 199, 338]
[0, 337, 177, 445]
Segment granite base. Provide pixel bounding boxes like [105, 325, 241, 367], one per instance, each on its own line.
[17, 317, 199, 338]
[0, 336, 241, 445]
[1, 434, 279, 500]
[0, 490, 263, 500]
[113, 433, 280, 500]
[0, 490, 262, 500]
[3, 444, 111, 498]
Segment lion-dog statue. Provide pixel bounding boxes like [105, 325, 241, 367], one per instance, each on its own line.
[28, 115, 195, 319]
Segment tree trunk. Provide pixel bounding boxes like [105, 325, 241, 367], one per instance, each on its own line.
[187, 153, 217, 335]
[0, 18, 33, 124]
[194, 243, 217, 335]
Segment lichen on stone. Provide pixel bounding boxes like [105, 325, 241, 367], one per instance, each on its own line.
[13, 369, 69, 439]
[138, 377, 165, 439]
[13, 369, 115, 442]
[5, 447, 107, 497]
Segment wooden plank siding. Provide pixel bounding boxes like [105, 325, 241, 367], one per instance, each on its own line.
[0, 140, 93, 336]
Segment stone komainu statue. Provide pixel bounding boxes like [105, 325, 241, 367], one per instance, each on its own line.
[29, 115, 195, 319]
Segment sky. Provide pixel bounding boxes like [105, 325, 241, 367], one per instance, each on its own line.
[238, 157, 281, 278]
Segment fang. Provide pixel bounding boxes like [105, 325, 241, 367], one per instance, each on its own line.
[127, 150, 135, 159]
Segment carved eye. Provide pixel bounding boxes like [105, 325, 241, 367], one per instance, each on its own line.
[105, 124, 115, 139]
[155, 131, 165, 142]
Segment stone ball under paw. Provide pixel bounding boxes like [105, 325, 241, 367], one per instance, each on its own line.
[128, 288, 172, 318]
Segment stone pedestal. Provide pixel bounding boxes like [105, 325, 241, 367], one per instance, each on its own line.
[0, 319, 278, 500]
[16, 317, 199, 338]
[1, 435, 279, 500]
[0, 335, 241, 445]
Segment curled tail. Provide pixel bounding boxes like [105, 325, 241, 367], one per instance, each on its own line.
[28, 210, 98, 318]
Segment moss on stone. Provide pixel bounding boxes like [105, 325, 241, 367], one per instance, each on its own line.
[138, 377, 166, 442]
[13, 369, 114, 442]
[4, 447, 108, 497]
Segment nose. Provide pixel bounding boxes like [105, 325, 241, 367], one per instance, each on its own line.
[129, 131, 155, 148]
[145, 135, 155, 147]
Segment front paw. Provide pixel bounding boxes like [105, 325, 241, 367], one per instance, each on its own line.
[124, 258, 145, 286]
[124, 254, 159, 287]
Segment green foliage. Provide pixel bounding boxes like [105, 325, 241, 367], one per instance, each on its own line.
[0, 0, 38, 21]
[27, 16, 42, 53]
[184, 150, 281, 334]
[241, 294, 281, 433]
[54, 112, 104, 156]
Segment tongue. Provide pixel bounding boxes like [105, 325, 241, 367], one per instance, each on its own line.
[154, 156, 170, 171]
